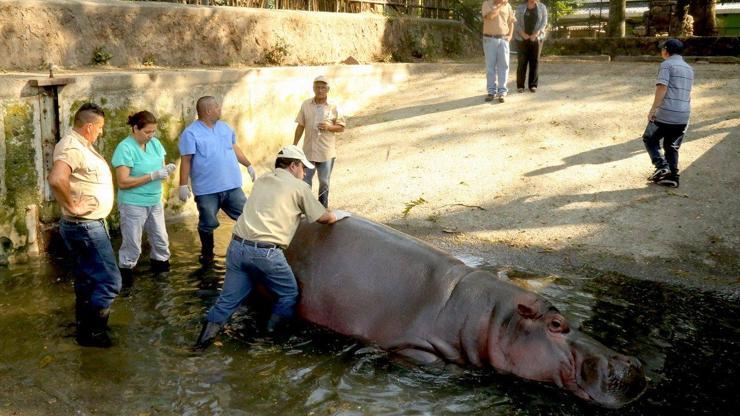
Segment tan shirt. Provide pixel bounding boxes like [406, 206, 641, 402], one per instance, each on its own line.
[295, 98, 346, 163]
[232, 168, 327, 249]
[482, 0, 515, 36]
[52, 130, 114, 220]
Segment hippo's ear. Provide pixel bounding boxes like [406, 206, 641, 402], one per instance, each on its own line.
[517, 303, 538, 319]
[515, 294, 541, 320]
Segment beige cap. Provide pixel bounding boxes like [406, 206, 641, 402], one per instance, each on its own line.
[313, 75, 329, 85]
[277, 145, 315, 169]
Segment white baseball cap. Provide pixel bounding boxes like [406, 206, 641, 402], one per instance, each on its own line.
[313, 75, 329, 86]
[276, 145, 315, 169]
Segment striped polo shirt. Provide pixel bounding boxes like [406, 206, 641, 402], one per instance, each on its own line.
[655, 55, 694, 125]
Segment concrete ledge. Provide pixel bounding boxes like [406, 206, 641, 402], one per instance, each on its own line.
[541, 55, 612, 62]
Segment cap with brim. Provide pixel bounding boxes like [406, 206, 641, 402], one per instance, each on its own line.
[313, 75, 329, 86]
[659, 38, 684, 54]
[277, 145, 315, 169]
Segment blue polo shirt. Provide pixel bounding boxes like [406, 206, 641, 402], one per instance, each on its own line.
[178, 120, 242, 196]
[655, 55, 694, 125]
[111, 136, 167, 206]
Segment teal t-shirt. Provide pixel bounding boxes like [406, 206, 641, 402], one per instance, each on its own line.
[111, 136, 167, 206]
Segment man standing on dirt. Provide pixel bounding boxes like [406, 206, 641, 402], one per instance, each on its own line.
[293, 76, 346, 208]
[48, 103, 121, 348]
[642, 39, 694, 188]
[178, 96, 257, 264]
[482, 0, 516, 103]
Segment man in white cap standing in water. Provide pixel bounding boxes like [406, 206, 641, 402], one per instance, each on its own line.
[293, 75, 346, 207]
[194, 145, 350, 349]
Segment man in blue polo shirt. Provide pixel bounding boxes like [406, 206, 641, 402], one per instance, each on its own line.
[178, 96, 256, 264]
[643, 38, 694, 188]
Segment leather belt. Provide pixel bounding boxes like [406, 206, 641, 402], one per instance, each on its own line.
[483, 34, 505, 39]
[232, 235, 281, 249]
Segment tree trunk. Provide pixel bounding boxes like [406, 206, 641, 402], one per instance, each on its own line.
[690, 0, 718, 36]
[607, 0, 626, 37]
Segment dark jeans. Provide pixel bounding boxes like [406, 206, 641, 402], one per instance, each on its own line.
[59, 218, 121, 310]
[206, 239, 299, 324]
[517, 39, 542, 89]
[304, 158, 335, 208]
[194, 187, 247, 233]
[642, 121, 687, 173]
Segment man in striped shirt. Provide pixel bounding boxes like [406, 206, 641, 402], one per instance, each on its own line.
[643, 38, 694, 188]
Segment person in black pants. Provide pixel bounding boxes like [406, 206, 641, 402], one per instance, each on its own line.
[514, 0, 548, 93]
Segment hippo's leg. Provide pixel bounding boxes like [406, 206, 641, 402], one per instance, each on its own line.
[395, 348, 442, 365]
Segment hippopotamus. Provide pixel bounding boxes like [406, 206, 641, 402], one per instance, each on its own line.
[285, 216, 647, 408]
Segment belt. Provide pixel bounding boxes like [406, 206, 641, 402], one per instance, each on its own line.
[61, 217, 103, 225]
[232, 235, 281, 249]
[483, 34, 505, 39]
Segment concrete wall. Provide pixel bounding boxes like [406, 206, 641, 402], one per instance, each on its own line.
[0, 0, 477, 70]
[0, 64, 421, 264]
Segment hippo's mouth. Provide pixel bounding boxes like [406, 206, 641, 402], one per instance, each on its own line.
[574, 355, 648, 409]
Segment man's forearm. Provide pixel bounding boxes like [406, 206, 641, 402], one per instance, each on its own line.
[651, 85, 668, 111]
[233, 145, 251, 167]
[293, 125, 304, 145]
[179, 156, 191, 186]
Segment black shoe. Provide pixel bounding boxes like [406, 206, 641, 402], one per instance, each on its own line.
[198, 230, 215, 265]
[498, 94, 506, 103]
[648, 167, 670, 182]
[77, 307, 111, 348]
[120, 268, 134, 288]
[193, 321, 223, 350]
[485, 94, 494, 102]
[517, 88, 525, 93]
[150, 259, 170, 273]
[265, 314, 290, 334]
[529, 87, 537, 93]
[657, 173, 679, 188]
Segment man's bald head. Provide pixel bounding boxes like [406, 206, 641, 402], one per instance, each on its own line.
[196, 96, 218, 119]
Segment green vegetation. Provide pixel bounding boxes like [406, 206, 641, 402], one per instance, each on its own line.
[92, 46, 113, 65]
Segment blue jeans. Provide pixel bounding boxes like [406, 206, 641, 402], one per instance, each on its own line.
[206, 239, 299, 324]
[59, 219, 122, 309]
[194, 187, 247, 233]
[303, 158, 335, 208]
[642, 121, 687, 173]
[483, 37, 510, 95]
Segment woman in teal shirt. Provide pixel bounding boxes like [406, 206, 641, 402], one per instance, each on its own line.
[111, 111, 175, 286]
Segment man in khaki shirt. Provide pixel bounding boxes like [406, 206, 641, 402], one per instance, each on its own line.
[482, 0, 516, 103]
[195, 145, 350, 349]
[47, 103, 121, 348]
[293, 75, 346, 207]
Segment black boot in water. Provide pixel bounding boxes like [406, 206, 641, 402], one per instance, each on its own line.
[198, 230, 215, 265]
[120, 267, 135, 288]
[77, 307, 112, 348]
[150, 259, 170, 274]
[193, 321, 223, 350]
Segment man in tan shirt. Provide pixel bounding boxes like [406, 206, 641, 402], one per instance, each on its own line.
[47, 103, 121, 348]
[482, 0, 516, 103]
[293, 75, 346, 207]
[194, 145, 350, 349]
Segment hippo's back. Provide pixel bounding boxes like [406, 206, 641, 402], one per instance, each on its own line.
[285, 216, 470, 344]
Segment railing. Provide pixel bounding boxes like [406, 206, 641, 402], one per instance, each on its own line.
[134, 0, 454, 19]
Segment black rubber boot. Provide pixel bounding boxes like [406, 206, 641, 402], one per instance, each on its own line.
[193, 321, 223, 350]
[120, 267, 135, 288]
[198, 230, 215, 265]
[265, 314, 289, 335]
[150, 259, 170, 274]
[77, 307, 111, 348]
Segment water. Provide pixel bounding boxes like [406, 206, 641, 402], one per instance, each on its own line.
[1, 221, 738, 415]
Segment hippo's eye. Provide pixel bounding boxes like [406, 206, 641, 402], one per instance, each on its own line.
[548, 317, 570, 334]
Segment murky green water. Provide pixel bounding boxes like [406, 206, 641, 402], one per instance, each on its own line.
[1, 221, 738, 415]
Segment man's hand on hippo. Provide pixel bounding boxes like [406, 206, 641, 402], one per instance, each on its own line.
[332, 210, 352, 221]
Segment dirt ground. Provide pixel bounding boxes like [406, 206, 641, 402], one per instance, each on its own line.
[329, 60, 739, 291]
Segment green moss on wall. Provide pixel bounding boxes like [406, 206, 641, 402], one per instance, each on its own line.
[3, 103, 38, 237]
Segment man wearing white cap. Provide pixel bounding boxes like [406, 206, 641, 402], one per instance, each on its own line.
[194, 145, 350, 349]
[293, 75, 346, 207]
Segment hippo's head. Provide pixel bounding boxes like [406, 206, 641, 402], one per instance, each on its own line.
[492, 294, 647, 408]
